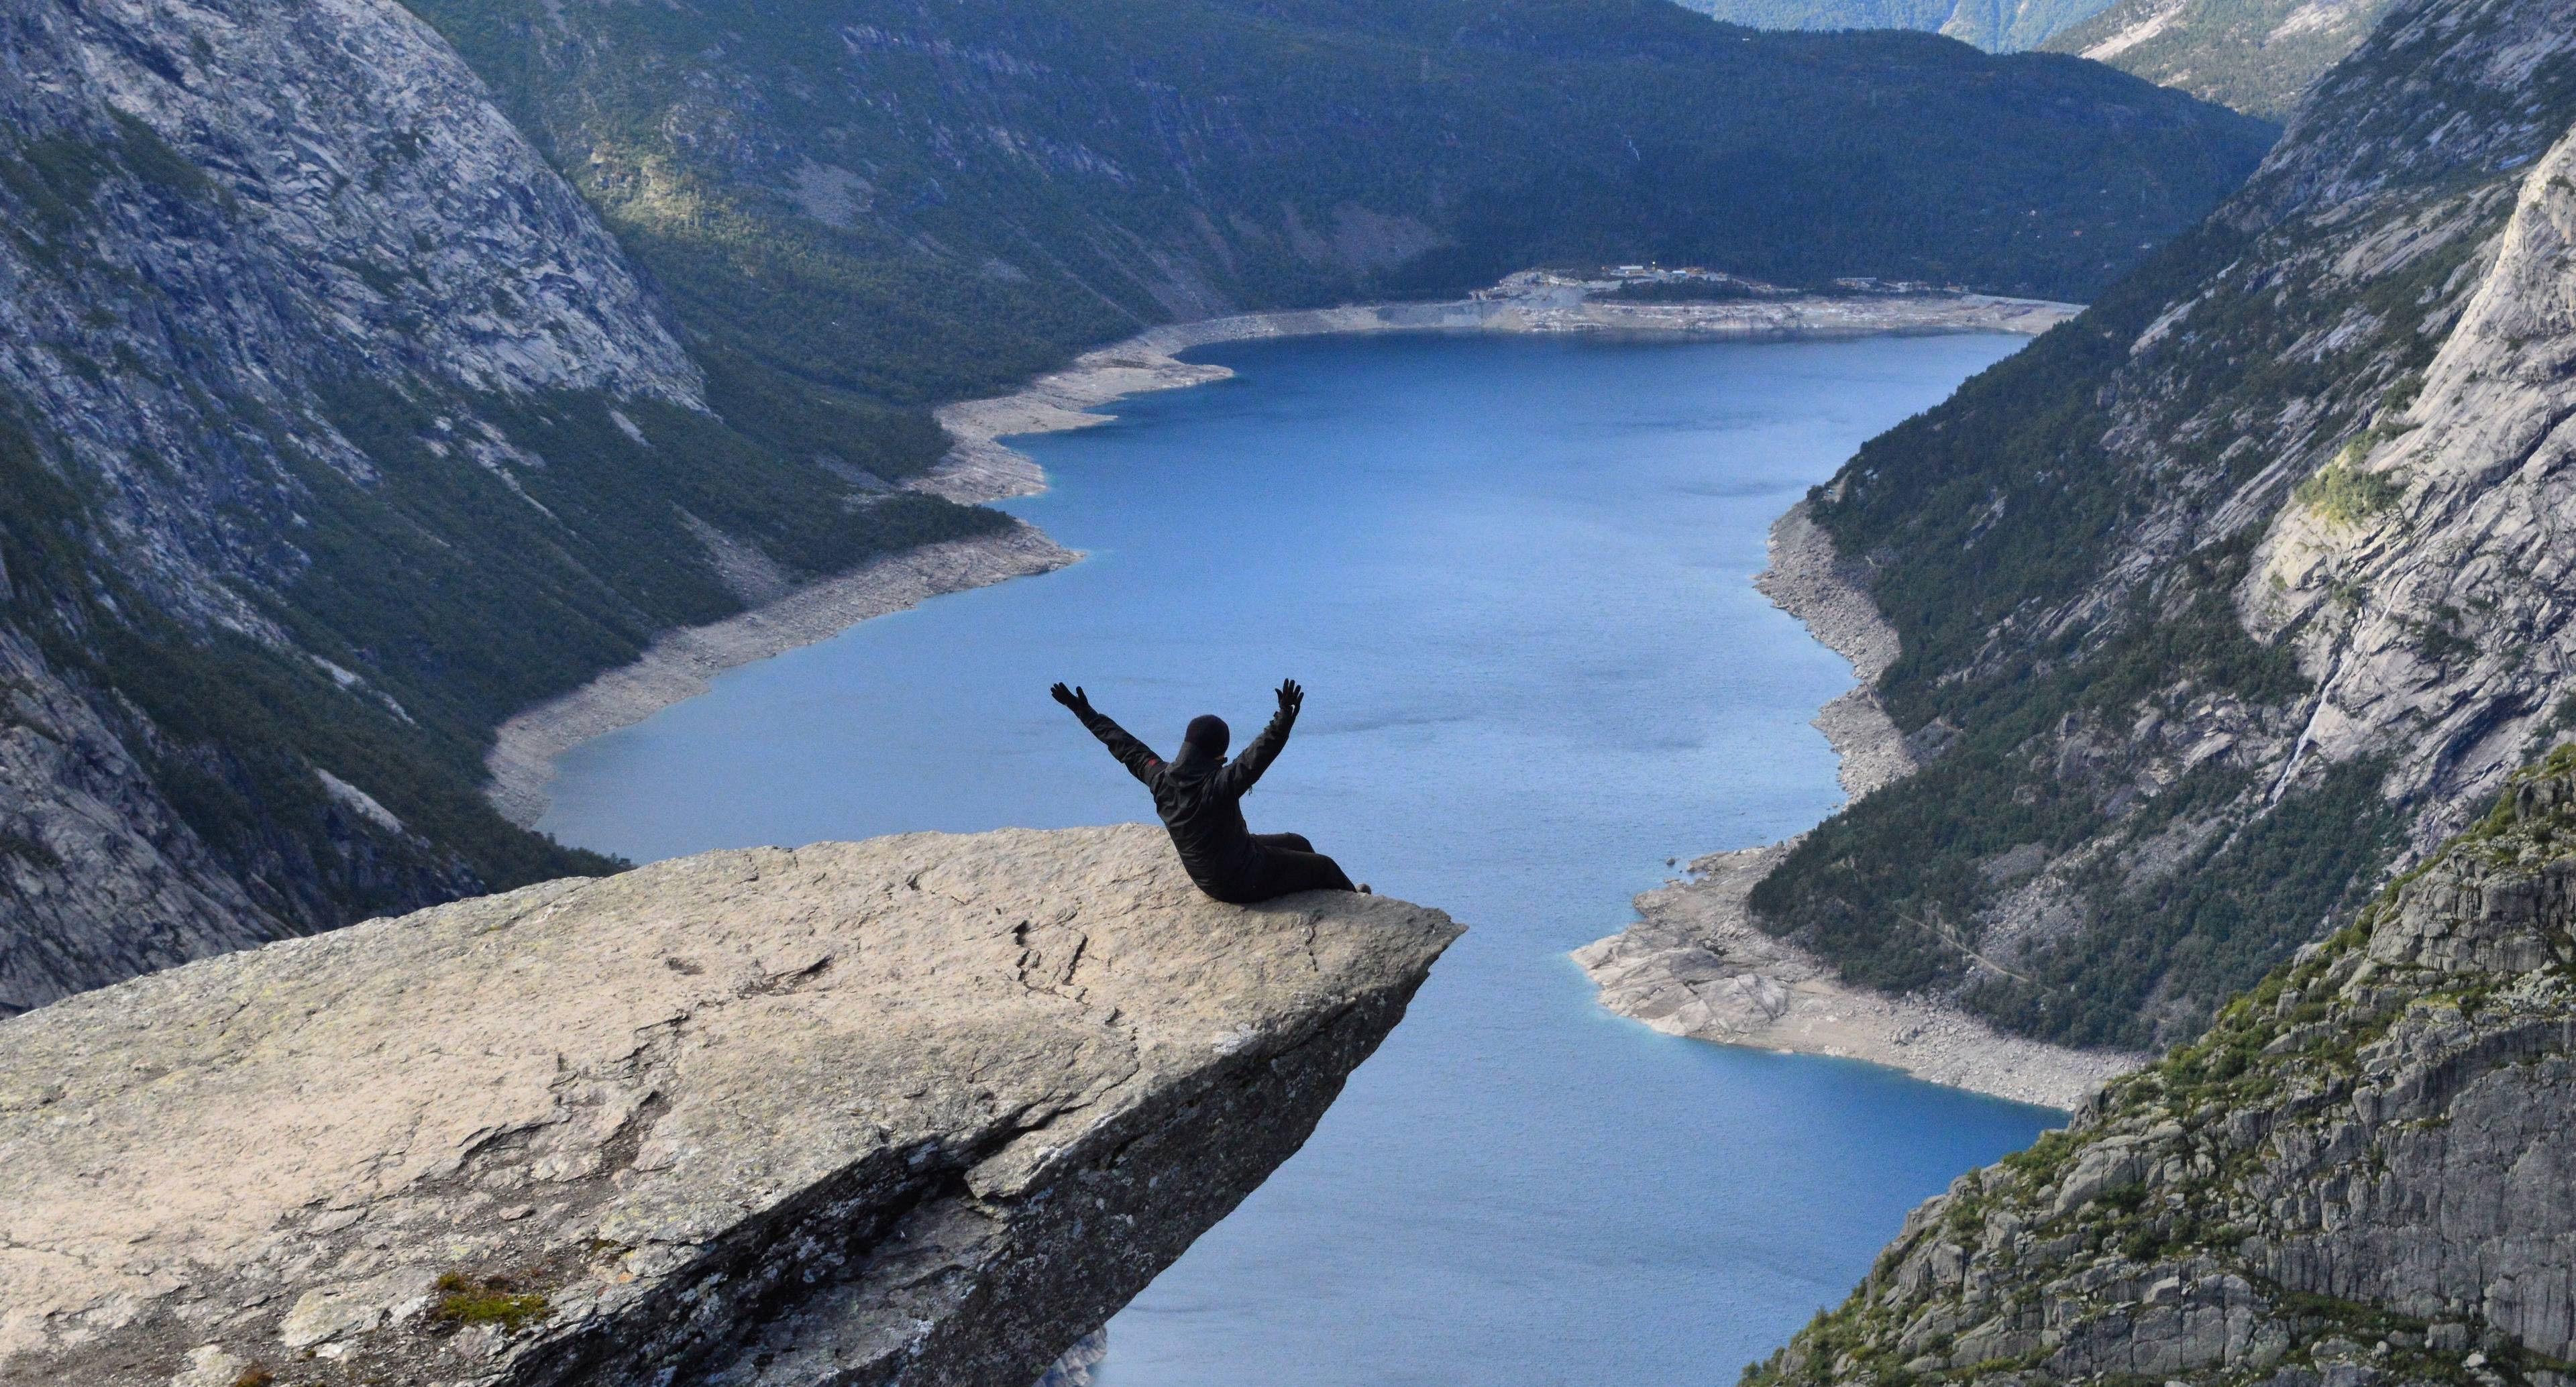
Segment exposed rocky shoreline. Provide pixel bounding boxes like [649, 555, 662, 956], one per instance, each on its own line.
[914, 287, 2078, 504]
[1573, 503, 2146, 1111]
[482, 279, 2116, 1105]
[484, 526, 1075, 826]
[490, 282, 2073, 825]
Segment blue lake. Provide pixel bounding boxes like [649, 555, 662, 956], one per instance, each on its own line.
[539, 330, 2057, 1386]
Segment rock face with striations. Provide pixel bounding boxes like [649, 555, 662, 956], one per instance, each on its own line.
[0, 824, 1460, 1386]
[1739, 0, 2576, 1052]
[0, 0, 1010, 1017]
[1748, 748, 2576, 1387]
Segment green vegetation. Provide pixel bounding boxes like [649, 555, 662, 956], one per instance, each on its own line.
[1737, 25, 2566, 1047]
[2293, 448, 2406, 529]
[431, 1272, 550, 1333]
[405, 0, 2277, 426]
[1939, 0, 2124, 50]
[1745, 519, 2384, 1047]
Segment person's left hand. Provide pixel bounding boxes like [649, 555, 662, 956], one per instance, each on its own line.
[1277, 678, 1303, 716]
[1051, 682, 1093, 715]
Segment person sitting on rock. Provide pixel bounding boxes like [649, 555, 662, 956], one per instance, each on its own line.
[1051, 677, 1366, 904]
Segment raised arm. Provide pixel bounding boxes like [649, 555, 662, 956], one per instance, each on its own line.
[1052, 683, 1163, 784]
[1216, 679, 1302, 798]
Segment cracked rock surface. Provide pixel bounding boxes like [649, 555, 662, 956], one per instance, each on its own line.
[1748, 750, 2576, 1387]
[0, 824, 1460, 1386]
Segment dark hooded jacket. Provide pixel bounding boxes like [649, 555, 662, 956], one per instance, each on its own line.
[1069, 702, 1296, 899]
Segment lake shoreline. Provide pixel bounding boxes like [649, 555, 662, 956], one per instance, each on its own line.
[484, 524, 1075, 826]
[1572, 503, 2147, 1111]
[913, 289, 2080, 504]
[486, 284, 2081, 873]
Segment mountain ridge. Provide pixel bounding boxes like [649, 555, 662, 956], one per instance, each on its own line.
[1733, 0, 2576, 1050]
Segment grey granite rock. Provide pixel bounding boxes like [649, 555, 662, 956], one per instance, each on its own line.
[0, 0, 706, 1013]
[0, 823, 1460, 1386]
[1748, 751, 2576, 1387]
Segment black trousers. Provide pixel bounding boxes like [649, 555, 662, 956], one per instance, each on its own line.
[1214, 832, 1356, 903]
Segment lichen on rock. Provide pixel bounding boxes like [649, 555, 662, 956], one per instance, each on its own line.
[0, 824, 1460, 1386]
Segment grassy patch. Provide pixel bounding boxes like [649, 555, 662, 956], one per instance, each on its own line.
[2295, 454, 2406, 528]
[432, 1272, 550, 1333]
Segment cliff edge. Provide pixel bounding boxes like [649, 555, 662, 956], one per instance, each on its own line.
[0, 824, 1460, 1387]
[1750, 747, 2576, 1387]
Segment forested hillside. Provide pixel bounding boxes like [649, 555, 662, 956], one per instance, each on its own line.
[1746, 0, 2576, 1050]
[0, 0, 2273, 1014]
[402, 0, 2276, 428]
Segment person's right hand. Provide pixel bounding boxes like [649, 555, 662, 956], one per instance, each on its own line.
[1050, 682, 1092, 715]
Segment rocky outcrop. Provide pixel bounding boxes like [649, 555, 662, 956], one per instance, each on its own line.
[2247, 124, 2576, 854]
[0, 0, 1012, 1014]
[0, 824, 1459, 1386]
[1745, 0, 2576, 1051]
[1750, 748, 2576, 1387]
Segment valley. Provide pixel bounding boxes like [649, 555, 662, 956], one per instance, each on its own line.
[8, 0, 2576, 1383]
[0, 0, 2268, 1016]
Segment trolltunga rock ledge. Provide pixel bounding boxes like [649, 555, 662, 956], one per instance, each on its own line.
[0, 824, 1460, 1387]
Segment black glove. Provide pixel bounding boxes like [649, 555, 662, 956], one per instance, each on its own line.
[1276, 679, 1303, 717]
[1051, 682, 1093, 716]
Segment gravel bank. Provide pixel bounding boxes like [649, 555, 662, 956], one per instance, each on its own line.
[1574, 502, 2146, 1111]
[484, 524, 1074, 826]
[489, 284, 2079, 856]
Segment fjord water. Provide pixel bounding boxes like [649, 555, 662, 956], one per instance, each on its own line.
[540, 331, 2055, 1386]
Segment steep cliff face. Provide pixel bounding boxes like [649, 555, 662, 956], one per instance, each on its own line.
[1751, 749, 2576, 1387]
[0, 824, 1462, 1387]
[2246, 125, 2576, 850]
[0, 0, 1004, 1013]
[1744, 0, 2576, 1050]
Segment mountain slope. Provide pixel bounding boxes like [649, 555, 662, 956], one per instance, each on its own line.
[1669, 0, 2119, 52]
[1743, 0, 2576, 1050]
[2043, 0, 2397, 119]
[1937, 0, 2129, 50]
[0, 0, 2277, 1013]
[399, 0, 2277, 419]
[0, 0, 1004, 1013]
[1750, 747, 2576, 1387]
